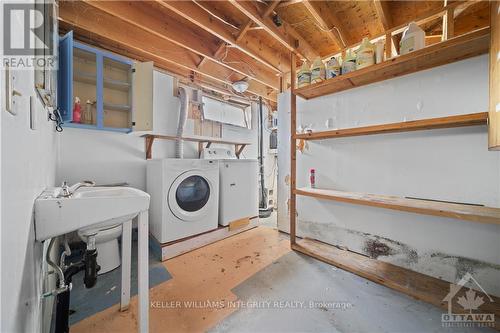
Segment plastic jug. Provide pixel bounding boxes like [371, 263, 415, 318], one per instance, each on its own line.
[297, 61, 311, 88]
[326, 56, 341, 79]
[356, 38, 375, 70]
[310, 58, 326, 84]
[342, 50, 356, 74]
[400, 22, 425, 55]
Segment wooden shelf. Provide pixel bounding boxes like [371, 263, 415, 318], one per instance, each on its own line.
[103, 102, 131, 112]
[292, 238, 500, 330]
[294, 187, 500, 225]
[295, 112, 488, 140]
[293, 27, 490, 100]
[74, 72, 130, 92]
[142, 134, 252, 160]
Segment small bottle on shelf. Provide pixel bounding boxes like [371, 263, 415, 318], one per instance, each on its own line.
[72, 97, 81, 123]
[310, 168, 316, 188]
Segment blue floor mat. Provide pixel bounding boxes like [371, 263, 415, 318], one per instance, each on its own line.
[68, 231, 171, 325]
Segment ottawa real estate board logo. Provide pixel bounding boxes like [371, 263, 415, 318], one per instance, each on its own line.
[2, 1, 56, 70]
[442, 273, 495, 328]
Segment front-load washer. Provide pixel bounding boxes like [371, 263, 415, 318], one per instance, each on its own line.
[147, 159, 219, 243]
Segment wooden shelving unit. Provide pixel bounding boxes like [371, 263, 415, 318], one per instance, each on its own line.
[142, 134, 251, 160]
[295, 187, 500, 225]
[294, 27, 490, 100]
[295, 112, 488, 140]
[289, 3, 499, 318]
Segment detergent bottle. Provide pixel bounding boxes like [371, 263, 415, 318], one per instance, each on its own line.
[297, 61, 311, 88]
[356, 37, 375, 70]
[310, 57, 326, 84]
[72, 97, 81, 123]
[341, 49, 356, 74]
[326, 56, 341, 79]
[400, 22, 425, 55]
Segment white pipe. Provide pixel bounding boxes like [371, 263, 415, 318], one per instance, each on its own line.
[176, 87, 188, 159]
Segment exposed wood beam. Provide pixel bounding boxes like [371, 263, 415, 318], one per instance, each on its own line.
[229, 0, 319, 61]
[489, 0, 500, 150]
[61, 22, 278, 109]
[199, 1, 281, 73]
[373, 0, 393, 31]
[155, 0, 288, 73]
[276, 0, 303, 9]
[58, 2, 276, 102]
[302, 0, 348, 48]
[81, 0, 279, 91]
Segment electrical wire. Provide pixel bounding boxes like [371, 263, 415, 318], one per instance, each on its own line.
[289, 17, 347, 48]
[193, 0, 240, 30]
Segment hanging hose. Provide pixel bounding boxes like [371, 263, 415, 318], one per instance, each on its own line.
[47, 237, 66, 290]
[176, 87, 188, 159]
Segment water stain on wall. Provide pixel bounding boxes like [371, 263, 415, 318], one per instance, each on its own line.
[296, 220, 500, 296]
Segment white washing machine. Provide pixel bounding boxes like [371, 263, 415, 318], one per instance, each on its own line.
[201, 148, 259, 226]
[147, 159, 219, 243]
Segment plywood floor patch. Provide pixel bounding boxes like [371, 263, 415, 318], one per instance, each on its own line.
[71, 227, 290, 332]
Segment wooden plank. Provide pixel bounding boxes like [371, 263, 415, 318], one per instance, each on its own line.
[58, 3, 274, 101]
[290, 52, 297, 245]
[142, 134, 251, 146]
[82, 0, 279, 90]
[155, 0, 286, 73]
[443, 6, 455, 40]
[489, 1, 500, 150]
[302, 0, 346, 48]
[151, 218, 260, 261]
[294, 27, 490, 99]
[321, 0, 483, 61]
[294, 187, 500, 225]
[228, 217, 250, 231]
[294, 112, 488, 140]
[229, 0, 318, 62]
[292, 238, 500, 330]
[373, 0, 393, 31]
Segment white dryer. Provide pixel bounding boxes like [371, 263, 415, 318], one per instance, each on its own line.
[147, 159, 219, 243]
[202, 148, 258, 226]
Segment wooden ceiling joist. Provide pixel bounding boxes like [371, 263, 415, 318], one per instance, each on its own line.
[198, 1, 281, 77]
[302, 0, 349, 48]
[58, 2, 277, 102]
[155, 0, 289, 73]
[81, 0, 279, 91]
[373, 0, 393, 31]
[228, 0, 319, 61]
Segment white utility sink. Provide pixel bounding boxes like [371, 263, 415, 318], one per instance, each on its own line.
[35, 185, 151, 332]
[35, 186, 150, 241]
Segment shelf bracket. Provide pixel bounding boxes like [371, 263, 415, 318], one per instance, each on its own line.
[235, 144, 246, 159]
[145, 136, 155, 159]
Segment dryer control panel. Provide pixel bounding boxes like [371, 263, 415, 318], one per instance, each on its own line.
[200, 148, 236, 160]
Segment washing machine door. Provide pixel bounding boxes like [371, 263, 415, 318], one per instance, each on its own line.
[168, 169, 214, 222]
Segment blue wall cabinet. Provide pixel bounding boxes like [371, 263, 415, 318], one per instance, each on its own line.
[57, 31, 153, 133]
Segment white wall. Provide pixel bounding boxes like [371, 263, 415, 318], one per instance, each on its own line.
[278, 55, 500, 295]
[1, 54, 58, 332]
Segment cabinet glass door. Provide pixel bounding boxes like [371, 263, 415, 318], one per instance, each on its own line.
[103, 56, 132, 129]
[73, 47, 97, 126]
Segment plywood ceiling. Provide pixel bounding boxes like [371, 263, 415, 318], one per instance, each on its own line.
[58, 0, 491, 107]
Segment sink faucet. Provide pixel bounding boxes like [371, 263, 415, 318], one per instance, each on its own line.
[59, 180, 95, 198]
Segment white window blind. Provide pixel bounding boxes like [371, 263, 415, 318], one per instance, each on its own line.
[202, 96, 251, 128]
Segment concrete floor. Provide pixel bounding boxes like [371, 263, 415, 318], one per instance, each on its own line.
[70, 226, 495, 333]
[211, 250, 495, 333]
